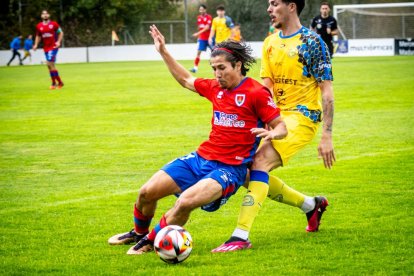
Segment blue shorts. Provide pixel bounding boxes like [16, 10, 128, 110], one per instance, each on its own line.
[197, 40, 211, 51]
[44, 49, 58, 62]
[162, 152, 247, 212]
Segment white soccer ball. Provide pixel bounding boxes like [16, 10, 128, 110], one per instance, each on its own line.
[154, 225, 193, 264]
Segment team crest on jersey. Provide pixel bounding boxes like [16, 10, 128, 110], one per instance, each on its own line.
[49, 24, 53, 29]
[235, 94, 245, 106]
[288, 47, 298, 57]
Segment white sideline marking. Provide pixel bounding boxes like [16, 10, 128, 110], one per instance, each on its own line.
[1, 147, 411, 214]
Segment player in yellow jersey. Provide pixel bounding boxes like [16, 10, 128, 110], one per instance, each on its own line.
[213, 0, 335, 252]
[208, 5, 234, 46]
[231, 24, 242, 42]
[268, 21, 278, 36]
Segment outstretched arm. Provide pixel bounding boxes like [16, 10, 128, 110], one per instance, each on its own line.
[251, 116, 287, 141]
[149, 25, 196, 92]
[55, 28, 63, 48]
[318, 80, 335, 169]
[208, 29, 216, 46]
[330, 29, 339, 36]
[192, 25, 210, 38]
[33, 35, 41, 51]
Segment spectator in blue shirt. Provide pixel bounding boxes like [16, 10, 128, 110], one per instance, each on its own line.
[7, 35, 23, 66]
[22, 34, 33, 64]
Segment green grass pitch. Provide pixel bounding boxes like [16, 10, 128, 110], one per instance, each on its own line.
[0, 56, 413, 275]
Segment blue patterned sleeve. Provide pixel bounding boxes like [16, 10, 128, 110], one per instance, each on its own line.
[308, 34, 333, 82]
[297, 29, 333, 83]
[311, 36, 333, 82]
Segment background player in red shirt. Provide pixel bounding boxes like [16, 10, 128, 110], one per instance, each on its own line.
[190, 4, 212, 73]
[108, 25, 287, 255]
[33, 10, 64, 90]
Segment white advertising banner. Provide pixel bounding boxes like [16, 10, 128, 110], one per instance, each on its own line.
[0, 47, 87, 66]
[335, 39, 394, 57]
[1, 39, 398, 66]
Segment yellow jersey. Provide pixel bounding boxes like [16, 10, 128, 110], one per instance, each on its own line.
[260, 26, 333, 115]
[212, 17, 232, 43]
[232, 28, 241, 42]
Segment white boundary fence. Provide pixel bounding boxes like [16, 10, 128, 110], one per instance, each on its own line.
[335, 38, 394, 57]
[1, 43, 236, 66]
[1, 39, 412, 66]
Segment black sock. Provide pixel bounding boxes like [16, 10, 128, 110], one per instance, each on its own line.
[225, 236, 247, 244]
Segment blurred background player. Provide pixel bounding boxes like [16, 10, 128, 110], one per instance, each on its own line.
[7, 35, 23, 66]
[268, 21, 278, 36]
[33, 10, 64, 90]
[213, 0, 335, 253]
[208, 5, 234, 46]
[231, 23, 242, 41]
[190, 4, 212, 73]
[311, 2, 338, 58]
[22, 34, 33, 64]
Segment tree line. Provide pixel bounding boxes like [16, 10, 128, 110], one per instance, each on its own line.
[1, 0, 410, 49]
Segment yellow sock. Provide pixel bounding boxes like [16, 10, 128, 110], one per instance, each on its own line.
[268, 175, 305, 208]
[236, 170, 269, 232]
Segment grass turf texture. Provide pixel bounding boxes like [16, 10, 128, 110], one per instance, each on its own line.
[0, 56, 413, 275]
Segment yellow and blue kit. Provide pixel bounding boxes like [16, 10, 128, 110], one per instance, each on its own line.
[261, 26, 333, 165]
[211, 16, 233, 43]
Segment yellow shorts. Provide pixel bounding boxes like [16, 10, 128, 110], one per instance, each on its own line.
[272, 111, 319, 166]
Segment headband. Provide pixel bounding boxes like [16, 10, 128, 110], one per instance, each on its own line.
[213, 47, 234, 55]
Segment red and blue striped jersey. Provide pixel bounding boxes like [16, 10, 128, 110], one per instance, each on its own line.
[197, 14, 212, 40]
[195, 77, 280, 165]
[36, 20, 60, 52]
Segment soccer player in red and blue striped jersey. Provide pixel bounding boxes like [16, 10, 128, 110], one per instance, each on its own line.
[190, 4, 212, 73]
[108, 25, 288, 255]
[33, 10, 64, 90]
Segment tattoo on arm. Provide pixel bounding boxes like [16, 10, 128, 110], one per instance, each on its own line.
[322, 98, 334, 133]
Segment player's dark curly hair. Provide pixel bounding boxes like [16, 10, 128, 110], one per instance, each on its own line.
[211, 40, 256, 76]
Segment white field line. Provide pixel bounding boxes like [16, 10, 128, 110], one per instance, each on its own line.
[1, 147, 412, 215]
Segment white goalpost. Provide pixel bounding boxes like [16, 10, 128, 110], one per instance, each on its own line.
[333, 2, 414, 40]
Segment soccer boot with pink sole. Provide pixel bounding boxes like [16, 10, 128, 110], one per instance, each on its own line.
[211, 238, 252, 253]
[306, 196, 329, 232]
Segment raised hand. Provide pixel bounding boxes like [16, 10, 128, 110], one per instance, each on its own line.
[149, 25, 166, 53]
